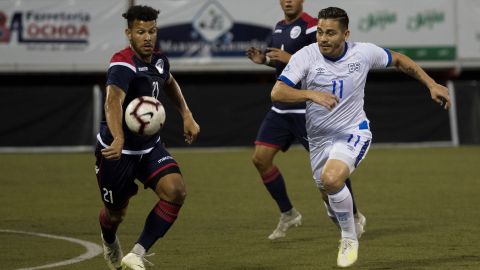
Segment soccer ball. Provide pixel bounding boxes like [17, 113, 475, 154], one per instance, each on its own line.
[125, 96, 166, 136]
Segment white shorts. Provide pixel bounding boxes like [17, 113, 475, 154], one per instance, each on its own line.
[309, 127, 372, 188]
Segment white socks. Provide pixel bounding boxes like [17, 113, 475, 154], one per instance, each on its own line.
[328, 185, 356, 240]
[131, 243, 146, 257]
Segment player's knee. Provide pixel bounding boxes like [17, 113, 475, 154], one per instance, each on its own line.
[174, 186, 187, 203]
[164, 183, 187, 204]
[320, 171, 343, 193]
[252, 153, 271, 172]
[251, 153, 262, 167]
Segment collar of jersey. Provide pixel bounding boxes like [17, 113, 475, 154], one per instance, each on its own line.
[323, 42, 348, 62]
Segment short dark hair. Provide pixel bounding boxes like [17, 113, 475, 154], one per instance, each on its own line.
[318, 7, 349, 29]
[122, 5, 160, 28]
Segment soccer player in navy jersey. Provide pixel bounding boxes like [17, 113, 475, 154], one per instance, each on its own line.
[247, 0, 364, 241]
[95, 5, 200, 270]
[272, 7, 450, 267]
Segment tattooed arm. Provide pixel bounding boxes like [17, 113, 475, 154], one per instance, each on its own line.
[389, 49, 451, 109]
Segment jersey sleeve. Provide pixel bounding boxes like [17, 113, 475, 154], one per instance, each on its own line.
[163, 55, 171, 82]
[362, 42, 392, 69]
[278, 47, 309, 87]
[106, 53, 136, 92]
[305, 16, 317, 44]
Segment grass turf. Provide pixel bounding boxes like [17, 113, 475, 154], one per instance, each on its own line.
[0, 146, 479, 269]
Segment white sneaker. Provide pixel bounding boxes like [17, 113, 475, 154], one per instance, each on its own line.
[337, 238, 359, 268]
[268, 208, 302, 240]
[354, 212, 366, 239]
[102, 234, 123, 270]
[121, 252, 154, 270]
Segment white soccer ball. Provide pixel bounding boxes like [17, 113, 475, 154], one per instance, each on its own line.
[125, 96, 166, 136]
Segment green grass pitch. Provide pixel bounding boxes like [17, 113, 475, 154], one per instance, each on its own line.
[0, 146, 479, 269]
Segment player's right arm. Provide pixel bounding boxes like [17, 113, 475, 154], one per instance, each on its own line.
[271, 80, 338, 110]
[271, 46, 338, 110]
[101, 84, 126, 160]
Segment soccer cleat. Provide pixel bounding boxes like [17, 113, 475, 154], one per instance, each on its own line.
[268, 208, 302, 240]
[354, 212, 366, 239]
[337, 238, 359, 268]
[101, 234, 123, 270]
[121, 252, 154, 270]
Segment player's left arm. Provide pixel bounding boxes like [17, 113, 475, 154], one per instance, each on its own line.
[389, 49, 450, 109]
[165, 73, 200, 144]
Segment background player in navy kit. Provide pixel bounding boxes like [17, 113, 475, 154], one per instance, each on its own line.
[246, 0, 364, 240]
[96, 5, 200, 270]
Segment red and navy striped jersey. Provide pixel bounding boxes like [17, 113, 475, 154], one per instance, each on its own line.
[98, 47, 170, 154]
[269, 12, 317, 111]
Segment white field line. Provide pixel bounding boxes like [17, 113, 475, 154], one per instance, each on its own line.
[0, 229, 102, 270]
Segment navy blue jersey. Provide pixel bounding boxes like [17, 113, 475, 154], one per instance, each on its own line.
[98, 47, 171, 154]
[269, 12, 317, 111]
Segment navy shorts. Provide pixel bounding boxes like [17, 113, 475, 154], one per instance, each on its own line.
[95, 143, 181, 210]
[255, 110, 309, 151]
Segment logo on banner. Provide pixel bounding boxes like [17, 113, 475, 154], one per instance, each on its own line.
[407, 10, 445, 31]
[0, 9, 90, 48]
[156, 0, 272, 58]
[358, 11, 396, 32]
[0, 11, 10, 42]
[192, 0, 233, 42]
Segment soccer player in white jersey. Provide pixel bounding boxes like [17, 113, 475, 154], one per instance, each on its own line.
[246, 0, 365, 242]
[271, 7, 450, 268]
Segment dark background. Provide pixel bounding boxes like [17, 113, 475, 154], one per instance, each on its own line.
[1, 70, 478, 148]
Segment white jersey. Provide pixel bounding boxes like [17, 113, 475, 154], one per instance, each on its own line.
[279, 41, 391, 141]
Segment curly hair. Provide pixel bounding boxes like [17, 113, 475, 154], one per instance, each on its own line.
[122, 5, 160, 28]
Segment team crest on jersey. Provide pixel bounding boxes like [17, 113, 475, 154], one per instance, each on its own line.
[290, 26, 301, 39]
[155, 59, 164, 74]
[348, 62, 361, 73]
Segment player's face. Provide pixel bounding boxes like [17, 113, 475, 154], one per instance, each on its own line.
[280, 0, 304, 19]
[316, 19, 350, 58]
[126, 19, 157, 61]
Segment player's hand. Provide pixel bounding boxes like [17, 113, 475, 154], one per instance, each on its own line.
[246, 47, 266, 64]
[101, 138, 124, 160]
[429, 83, 450, 110]
[266, 47, 291, 64]
[183, 116, 200, 145]
[308, 91, 339, 111]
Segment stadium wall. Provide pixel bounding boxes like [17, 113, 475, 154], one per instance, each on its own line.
[1, 72, 479, 150]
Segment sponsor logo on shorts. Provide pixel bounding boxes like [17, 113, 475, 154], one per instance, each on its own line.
[157, 156, 174, 164]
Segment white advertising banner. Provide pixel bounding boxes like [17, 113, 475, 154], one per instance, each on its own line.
[0, 0, 465, 72]
[0, 0, 128, 72]
[304, 0, 456, 61]
[457, 0, 480, 61]
[135, 0, 282, 71]
[137, 0, 456, 71]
